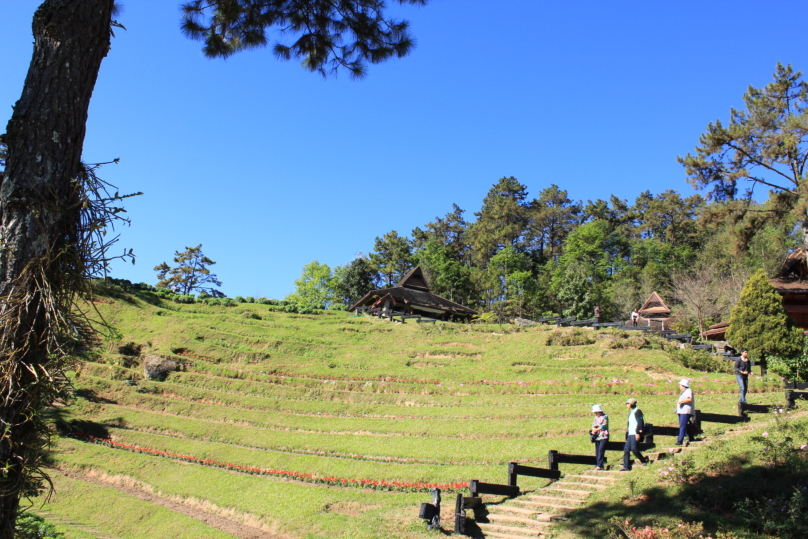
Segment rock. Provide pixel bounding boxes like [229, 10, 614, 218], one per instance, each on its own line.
[143, 354, 177, 380]
[514, 317, 537, 326]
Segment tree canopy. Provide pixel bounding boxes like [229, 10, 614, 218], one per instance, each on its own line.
[154, 245, 223, 296]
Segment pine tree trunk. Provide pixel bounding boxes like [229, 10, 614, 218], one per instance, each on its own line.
[0, 1, 112, 535]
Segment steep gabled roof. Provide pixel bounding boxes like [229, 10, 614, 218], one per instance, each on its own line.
[639, 291, 670, 315]
[777, 249, 808, 280]
[397, 266, 430, 291]
[349, 286, 477, 316]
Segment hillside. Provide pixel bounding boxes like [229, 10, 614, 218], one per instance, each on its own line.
[33, 290, 783, 539]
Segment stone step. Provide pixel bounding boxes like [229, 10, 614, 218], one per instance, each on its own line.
[513, 499, 579, 511]
[492, 505, 543, 516]
[567, 474, 620, 482]
[479, 530, 544, 539]
[477, 522, 545, 537]
[542, 487, 593, 497]
[553, 481, 607, 490]
[486, 514, 551, 528]
[522, 494, 586, 504]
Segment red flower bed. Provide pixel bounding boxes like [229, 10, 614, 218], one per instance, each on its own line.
[70, 433, 466, 493]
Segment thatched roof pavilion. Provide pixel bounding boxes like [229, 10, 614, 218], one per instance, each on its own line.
[349, 266, 477, 321]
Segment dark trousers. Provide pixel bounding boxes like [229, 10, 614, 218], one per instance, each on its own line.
[632, 319, 638, 327]
[736, 374, 748, 403]
[623, 435, 646, 469]
[594, 439, 608, 468]
[677, 414, 695, 444]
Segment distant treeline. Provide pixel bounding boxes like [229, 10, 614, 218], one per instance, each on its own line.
[337, 176, 796, 332]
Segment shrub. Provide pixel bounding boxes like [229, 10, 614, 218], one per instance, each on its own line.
[16, 511, 64, 539]
[329, 302, 348, 311]
[256, 297, 271, 304]
[241, 311, 262, 320]
[726, 269, 803, 364]
[668, 349, 730, 373]
[235, 296, 246, 303]
[221, 298, 236, 307]
[546, 328, 596, 346]
[245, 296, 255, 303]
[174, 294, 195, 304]
[207, 299, 221, 306]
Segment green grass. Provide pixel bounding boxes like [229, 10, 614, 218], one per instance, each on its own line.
[33, 290, 788, 538]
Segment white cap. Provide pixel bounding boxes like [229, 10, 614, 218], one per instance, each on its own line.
[591, 404, 603, 413]
[679, 379, 690, 387]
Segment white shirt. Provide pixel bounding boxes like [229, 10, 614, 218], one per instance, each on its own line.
[677, 388, 694, 415]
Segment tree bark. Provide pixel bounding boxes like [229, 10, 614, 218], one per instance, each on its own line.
[0, 1, 112, 535]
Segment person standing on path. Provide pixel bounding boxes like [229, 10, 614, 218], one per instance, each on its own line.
[735, 348, 751, 404]
[630, 309, 639, 327]
[676, 379, 696, 445]
[619, 398, 648, 471]
[590, 405, 609, 470]
[594, 305, 601, 323]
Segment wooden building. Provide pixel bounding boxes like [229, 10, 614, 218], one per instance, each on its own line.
[349, 266, 478, 322]
[635, 291, 672, 330]
[769, 249, 808, 330]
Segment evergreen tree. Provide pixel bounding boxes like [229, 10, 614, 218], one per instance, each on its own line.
[369, 231, 414, 287]
[679, 63, 808, 251]
[154, 245, 223, 296]
[466, 176, 530, 266]
[333, 257, 376, 305]
[411, 203, 468, 259]
[726, 269, 803, 363]
[416, 241, 473, 303]
[526, 184, 581, 262]
[286, 260, 336, 309]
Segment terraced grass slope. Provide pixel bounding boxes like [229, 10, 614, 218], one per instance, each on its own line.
[34, 291, 782, 538]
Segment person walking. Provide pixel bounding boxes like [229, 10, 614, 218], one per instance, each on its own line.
[619, 398, 648, 471]
[676, 379, 696, 445]
[630, 309, 639, 327]
[735, 348, 751, 404]
[590, 405, 609, 470]
[594, 305, 601, 323]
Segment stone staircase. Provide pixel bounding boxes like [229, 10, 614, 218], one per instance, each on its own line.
[468, 441, 709, 539]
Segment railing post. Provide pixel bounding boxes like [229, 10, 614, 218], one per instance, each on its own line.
[507, 462, 517, 487]
[548, 450, 559, 471]
[454, 493, 465, 534]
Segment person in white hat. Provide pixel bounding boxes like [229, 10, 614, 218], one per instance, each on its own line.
[676, 379, 696, 445]
[589, 404, 609, 470]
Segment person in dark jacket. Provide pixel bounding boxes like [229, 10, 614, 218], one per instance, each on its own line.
[619, 398, 648, 471]
[735, 348, 752, 404]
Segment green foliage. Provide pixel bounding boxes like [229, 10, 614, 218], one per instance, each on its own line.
[416, 240, 474, 304]
[679, 63, 808, 250]
[154, 244, 223, 296]
[15, 512, 63, 539]
[668, 349, 730, 373]
[180, 0, 426, 79]
[769, 336, 808, 382]
[333, 257, 376, 305]
[545, 328, 596, 346]
[726, 269, 803, 362]
[369, 231, 413, 287]
[466, 176, 529, 266]
[286, 260, 336, 309]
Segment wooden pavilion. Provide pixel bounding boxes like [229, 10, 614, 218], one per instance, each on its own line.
[769, 248, 808, 330]
[349, 266, 478, 322]
[635, 291, 672, 330]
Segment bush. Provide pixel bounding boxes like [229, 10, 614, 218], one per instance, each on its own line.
[241, 311, 262, 320]
[245, 296, 255, 303]
[174, 294, 195, 304]
[668, 349, 730, 373]
[221, 298, 236, 307]
[256, 297, 271, 304]
[329, 302, 348, 311]
[15, 512, 64, 539]
[235, 296, 246, 303]
[207, 299, 221, 306]
[546, 328, 596, 346]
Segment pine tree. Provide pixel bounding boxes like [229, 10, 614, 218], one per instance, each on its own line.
[726, 269, 803, 362]
[333, 257, 377, 306]
[154, 245, 223, 296]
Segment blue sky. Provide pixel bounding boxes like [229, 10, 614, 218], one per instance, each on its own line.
[3, 1, 808, 298]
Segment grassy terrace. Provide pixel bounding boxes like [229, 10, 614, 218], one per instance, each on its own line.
[34, 291, 783, 538]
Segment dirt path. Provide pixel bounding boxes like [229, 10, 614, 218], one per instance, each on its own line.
[55, 468, 289, 539]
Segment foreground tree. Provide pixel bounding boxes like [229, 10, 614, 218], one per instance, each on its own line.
[369, 231, 414, 287]
[333, 257, 376, 306]
[154, 245, 223, 296]
[1, 1, 428, 534]
[679, 63, 808, 251]
[726, 269, 802, 364]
